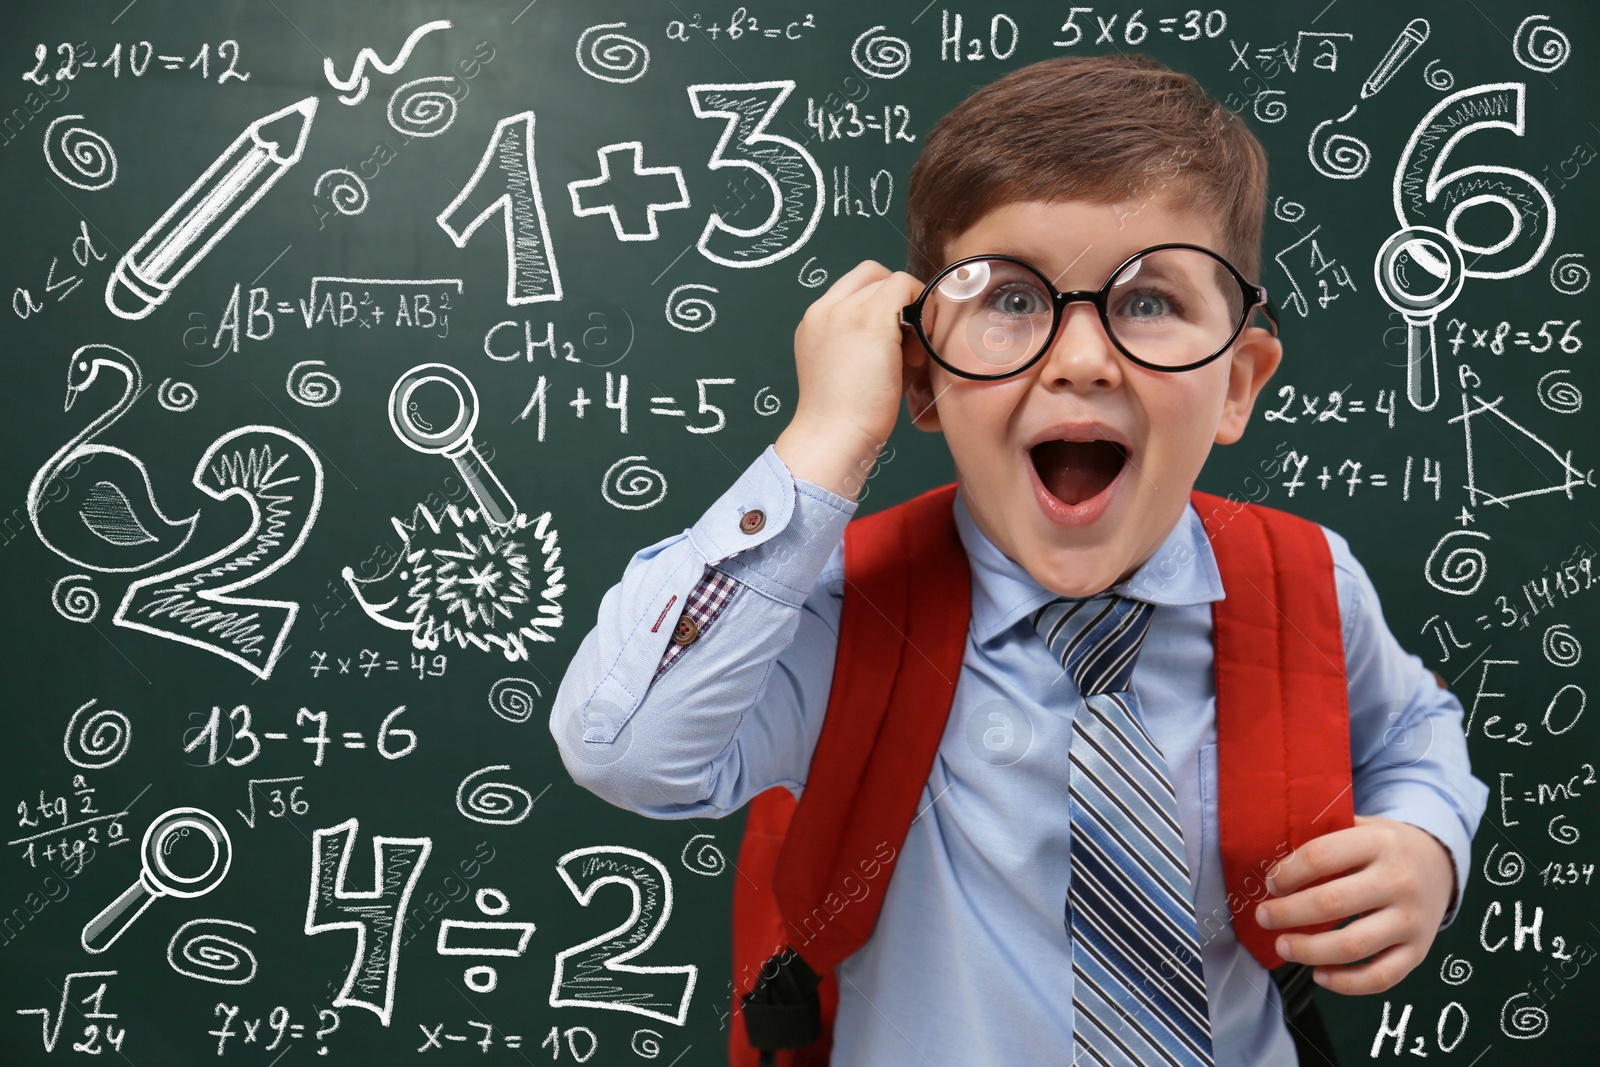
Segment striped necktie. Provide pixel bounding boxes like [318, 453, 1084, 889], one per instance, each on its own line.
[1032, 594, 1215, 1067]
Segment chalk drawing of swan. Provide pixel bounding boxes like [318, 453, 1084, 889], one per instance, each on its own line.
[28, 344, 198, 573]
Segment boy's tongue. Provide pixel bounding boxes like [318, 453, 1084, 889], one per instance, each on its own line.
[1032, 440, 1126, 506]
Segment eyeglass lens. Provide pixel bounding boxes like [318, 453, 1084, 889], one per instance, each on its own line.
[920, 248, 1247, 375]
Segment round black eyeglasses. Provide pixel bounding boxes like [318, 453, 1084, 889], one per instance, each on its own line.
[901, 243, 1277, 380]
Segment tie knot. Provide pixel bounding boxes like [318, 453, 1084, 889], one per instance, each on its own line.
[1031, 593, 1155, 696]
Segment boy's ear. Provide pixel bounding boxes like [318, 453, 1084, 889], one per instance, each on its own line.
[903, 333, 944, 433]
[1215, 325, 1282, 445]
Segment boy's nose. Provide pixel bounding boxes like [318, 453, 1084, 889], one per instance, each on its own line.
[1037, 303, 1123, 390]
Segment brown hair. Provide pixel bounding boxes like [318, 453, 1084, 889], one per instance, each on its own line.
[905, 54, 1268, 282]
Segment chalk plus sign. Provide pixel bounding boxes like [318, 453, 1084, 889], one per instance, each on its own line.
[567, 142, 690, 241]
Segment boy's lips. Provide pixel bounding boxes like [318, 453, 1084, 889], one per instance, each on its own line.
[1025, 424, 1132, 527]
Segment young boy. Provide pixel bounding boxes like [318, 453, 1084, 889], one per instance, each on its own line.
[552, 55, 1487, 1065]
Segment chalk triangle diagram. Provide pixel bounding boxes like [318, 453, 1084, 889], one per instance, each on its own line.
[1449, 391, 1593, 509]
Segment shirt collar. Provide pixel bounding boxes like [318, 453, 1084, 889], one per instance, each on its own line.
[952, 488, 1226, 646]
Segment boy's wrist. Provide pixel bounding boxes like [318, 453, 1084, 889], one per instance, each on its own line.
[775, 416, 888, 501]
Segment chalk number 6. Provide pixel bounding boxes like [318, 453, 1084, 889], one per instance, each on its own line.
[1394, 82, 1555, 280]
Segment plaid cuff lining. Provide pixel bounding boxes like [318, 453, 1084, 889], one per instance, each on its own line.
[654, 566, 741, 683]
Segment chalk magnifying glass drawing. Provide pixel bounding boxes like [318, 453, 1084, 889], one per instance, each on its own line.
[1374, 225, 1465, 413]
[388, 363, 519, 530]
[81, 807, 232, 954]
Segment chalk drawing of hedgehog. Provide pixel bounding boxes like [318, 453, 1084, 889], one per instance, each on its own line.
[342, 503, 563, 660]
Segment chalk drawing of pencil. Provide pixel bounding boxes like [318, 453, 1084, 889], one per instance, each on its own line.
[106, 97, 318, 320]
[1361, 19, 1429, 99]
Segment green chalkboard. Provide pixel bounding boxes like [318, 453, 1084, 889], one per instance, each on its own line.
[1, 1, 1596, 1063]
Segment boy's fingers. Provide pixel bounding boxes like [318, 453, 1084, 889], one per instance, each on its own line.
[1257, 870, 1387, 929]
[902, 326, 928, 369]
[839, 269, 926, 321]
[1311, 942, 1422, 996]
[1265, 826, 1380, 896]
[799, 261, 890, 324]
[1272, 908, 1407, 967]
[817, 259, 893, 306]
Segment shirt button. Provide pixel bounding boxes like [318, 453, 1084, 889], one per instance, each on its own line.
[671, 613, 700, 646]
[739, 509, 766, 534]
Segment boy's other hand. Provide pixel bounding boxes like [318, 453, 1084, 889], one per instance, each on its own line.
[1253, 814, 1455, 995]
[775, 261, 926, 500]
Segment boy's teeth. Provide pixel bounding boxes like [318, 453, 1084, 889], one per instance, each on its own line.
[1032, 439, 1127, 506]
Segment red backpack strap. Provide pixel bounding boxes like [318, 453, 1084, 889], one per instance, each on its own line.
[772, 481, 970, 973]
[1192, 491, 1355, 970]
[730, 788, 836, 1067]
[731, 482, 967, 1064]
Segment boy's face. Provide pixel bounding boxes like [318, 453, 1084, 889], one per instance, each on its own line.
[904, 196, 1282, 598]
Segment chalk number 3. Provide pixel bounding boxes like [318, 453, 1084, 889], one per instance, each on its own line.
[688, 81, 824, 269]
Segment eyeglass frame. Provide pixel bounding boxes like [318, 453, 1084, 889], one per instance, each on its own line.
[899, 242, 1279, 381]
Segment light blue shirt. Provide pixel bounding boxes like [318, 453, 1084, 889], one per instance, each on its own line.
[551, 444, 1489, 1067]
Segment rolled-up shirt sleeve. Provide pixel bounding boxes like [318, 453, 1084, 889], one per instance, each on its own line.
[1328, 527, 1490, 929]
[550, 444, 854, 819]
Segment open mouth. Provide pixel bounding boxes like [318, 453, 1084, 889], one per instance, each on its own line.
[1029, 439, 1129, 507]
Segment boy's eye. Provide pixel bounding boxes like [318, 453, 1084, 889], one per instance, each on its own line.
[1116, 289, 1178, 320]
[990, 284, 1049, 317]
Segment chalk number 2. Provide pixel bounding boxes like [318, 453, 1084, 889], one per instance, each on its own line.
[550, 846, 697, 1026]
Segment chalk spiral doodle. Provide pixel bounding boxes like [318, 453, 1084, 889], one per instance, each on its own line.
[1550, 253, 1590, 295]
[602, 456, 668, 511]
[680, 834, 726, 876]
[1513, 15, 1570, 73]
[1307, 106, 1370, 180]
[632, 1030, 664, 1058]
[753, 387, 782, 416]
[1439, 954, 1472, 986]
[1423, 59, 1454, 91]
[1500, 992, 1549, 1039]
[1271, 197, 1306, 224]
[167, 919, 258, 985]
[1252, 90, 1287, 124]
[158, 378, 198, 412]
[665, 284, 718, 332]
[44, 115, 118, 191]
[576, 22, 650, 83]
[1549, 813, 1580, 845]
[63, 698, 130, 769]
[52, 575, 100, 625]
[1537, 370, 1581, 414]
[1424, 530, 1489, 596]
[1542, 623, 1581, 667]
[1483, 842, 1524, 886]
[851, 26, 911, 79]
[388, 76, 459, 137]
[456, 765, 535, 825]
[799, 257, 829, 288]
[488, 677, 541, 723]
[313, 169, 369, 216]
[286, 361, 342, 407]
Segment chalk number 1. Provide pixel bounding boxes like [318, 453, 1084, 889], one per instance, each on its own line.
[438, 112, 564, 305]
